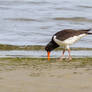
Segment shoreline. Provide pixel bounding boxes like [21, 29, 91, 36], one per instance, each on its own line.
[0, 50, 92, 58]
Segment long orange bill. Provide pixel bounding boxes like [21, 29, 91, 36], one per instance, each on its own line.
[47, 51, 50, 61]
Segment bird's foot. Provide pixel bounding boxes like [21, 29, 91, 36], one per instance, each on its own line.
[68, 57, 72, 61]
[65, 57, 72, 61]
[56, 57, 64, 61]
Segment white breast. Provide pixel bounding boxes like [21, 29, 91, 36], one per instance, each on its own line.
[53, 34, 87, 46]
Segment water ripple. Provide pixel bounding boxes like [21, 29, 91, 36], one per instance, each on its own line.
[4, 18, 38, 22]
[52, 17, 92, 23]
[78, 5, 92, 9]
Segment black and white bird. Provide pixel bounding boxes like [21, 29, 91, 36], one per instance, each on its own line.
[45, 29, 92, 61]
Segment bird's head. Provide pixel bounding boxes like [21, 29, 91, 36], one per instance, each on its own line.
[45, 39, 59, 61]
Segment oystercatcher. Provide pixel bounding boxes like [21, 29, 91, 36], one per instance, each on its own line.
[45, 29, 92, 61]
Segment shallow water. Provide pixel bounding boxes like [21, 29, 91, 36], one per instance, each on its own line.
[0, 0, 92, 48]
[0, 50, 92, 58]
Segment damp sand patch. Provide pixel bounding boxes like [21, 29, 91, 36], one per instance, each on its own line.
[0, 57, 92, 72]
[0, 44, 92, 51]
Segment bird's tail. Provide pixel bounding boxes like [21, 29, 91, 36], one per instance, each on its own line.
[87, 29, 92, 35]
[88, 33, 92, 35]
[84, 29, 91, 31]
[85, 29, 92, 35]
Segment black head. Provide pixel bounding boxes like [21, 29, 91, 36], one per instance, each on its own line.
[45, 39, 59, 52]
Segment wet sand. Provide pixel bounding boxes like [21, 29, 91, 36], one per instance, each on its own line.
[0, 58, 92, 92]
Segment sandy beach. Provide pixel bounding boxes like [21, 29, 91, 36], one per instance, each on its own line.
[0, 58, 92, 92]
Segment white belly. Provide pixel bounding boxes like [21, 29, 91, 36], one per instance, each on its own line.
[53, 34, 87, 46]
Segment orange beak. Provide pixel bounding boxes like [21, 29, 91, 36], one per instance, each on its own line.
[47, 51, 50, 61]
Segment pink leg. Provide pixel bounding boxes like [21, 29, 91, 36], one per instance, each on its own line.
[67, 48, 72, 61]
[61, 49, 65, 58]
[57, 49, 65, 61]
